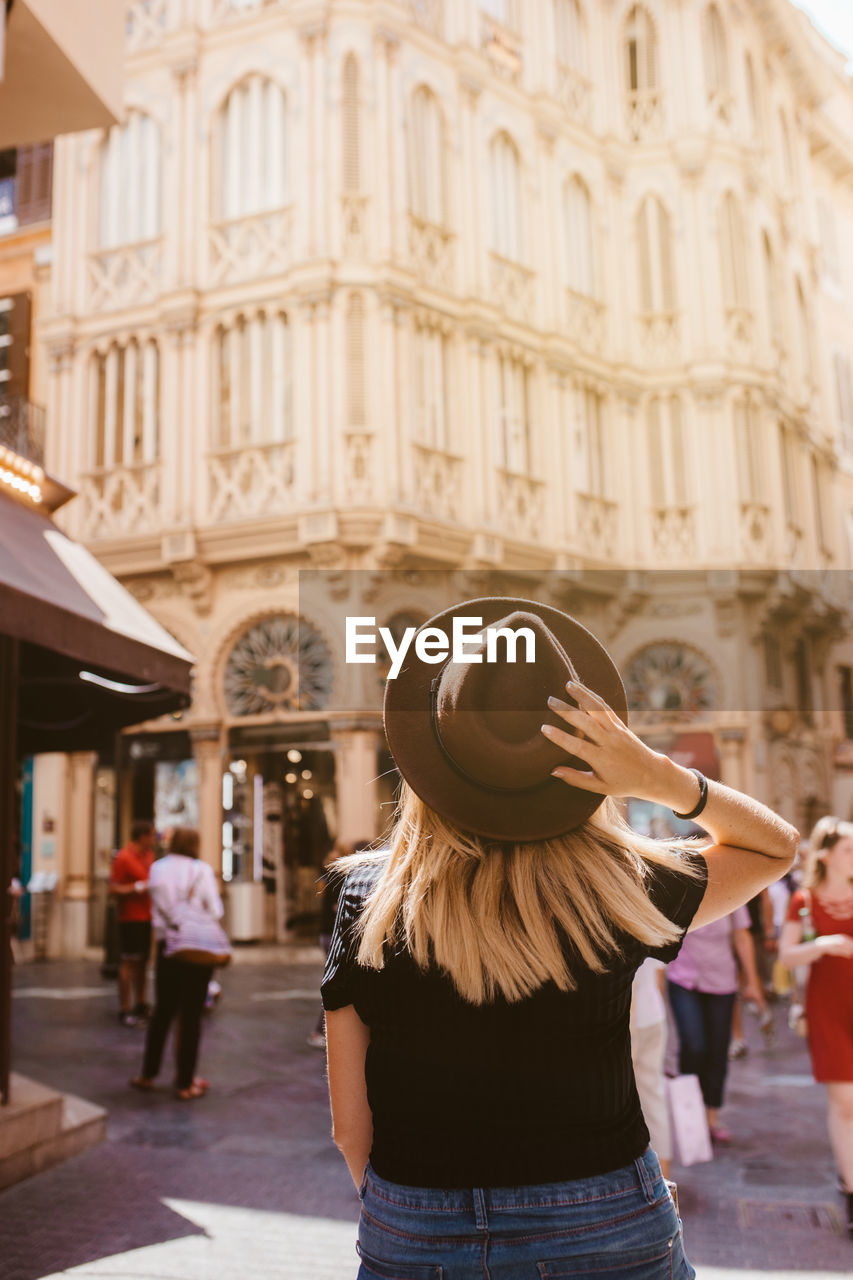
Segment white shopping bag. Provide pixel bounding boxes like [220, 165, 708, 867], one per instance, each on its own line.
[665, 1074, 713, 1166]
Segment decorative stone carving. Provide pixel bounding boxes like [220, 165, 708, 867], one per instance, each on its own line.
[171, 560, 214, 616]
[624, 642, 717, 722]
[223, 613, 333, 715]
[208, 208, 293, 287]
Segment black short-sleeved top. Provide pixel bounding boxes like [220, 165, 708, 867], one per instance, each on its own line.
[321, 851, 707, 1189]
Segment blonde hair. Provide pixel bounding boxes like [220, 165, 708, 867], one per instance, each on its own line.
[804, 816, 853, 890]
[342, 784, 704, 1005]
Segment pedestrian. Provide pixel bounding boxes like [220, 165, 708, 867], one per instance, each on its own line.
[779, 816, 853, 1237]
[321, 597, 798, 1279]
[666, 907, 766, 1144]
[631, 957, 672, 1179]
[109, 820, 156, 1027]
[729, 893, 775, 1060]
[130, 827, 224, 1100]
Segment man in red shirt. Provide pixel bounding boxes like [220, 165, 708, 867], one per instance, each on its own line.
[110, 821, 156, 1027]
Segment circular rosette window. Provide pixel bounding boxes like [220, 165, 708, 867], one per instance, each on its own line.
[624, 642, 717, 722]
[223, 614, 333, 716]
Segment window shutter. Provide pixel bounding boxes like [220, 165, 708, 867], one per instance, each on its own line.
[5, 292, 32, 399]
[15, 144, 53, 225]
[637, 200, 653, 311]
[347, 294, 366, 426]
[342, 56, 361, 193]
[647, 397, 665, 506]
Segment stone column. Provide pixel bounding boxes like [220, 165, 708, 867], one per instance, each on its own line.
[718, 727, 747, 793]
[331, 726, 382, 845]
[191, 726, 224, 874]
[60, 751, 97, 957]
[459, 78, 482, 297]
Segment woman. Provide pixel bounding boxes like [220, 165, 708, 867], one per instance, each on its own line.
[666, 906, 764, 1144]
[131, 827, 223, 1100]
[323, 599, 798, 1279]
[779, 816, 853, 1235]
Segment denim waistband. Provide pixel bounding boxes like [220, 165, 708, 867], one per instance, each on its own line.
[360, 1146, 661, 1215]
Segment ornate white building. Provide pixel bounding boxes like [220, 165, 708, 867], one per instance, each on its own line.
[35, 0, 853, 945]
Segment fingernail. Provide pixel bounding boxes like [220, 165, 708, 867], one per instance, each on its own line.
[547, 695, 558, 707]
[566, 680, 578, 689]
[540, 724, 553, 735]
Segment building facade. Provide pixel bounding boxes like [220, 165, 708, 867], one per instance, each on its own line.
[34, 0, 853, 948]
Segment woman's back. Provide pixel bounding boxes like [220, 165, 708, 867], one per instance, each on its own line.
[323, 850, 706, 1187]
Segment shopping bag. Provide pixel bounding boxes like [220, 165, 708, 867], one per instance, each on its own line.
[665, 1074, 713, 1166]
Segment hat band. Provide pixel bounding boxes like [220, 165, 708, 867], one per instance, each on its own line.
[428, 673, 551, 798]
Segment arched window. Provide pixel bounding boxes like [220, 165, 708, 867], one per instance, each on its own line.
[636, 195, 675, 313]
[99, 112, 161, 248]
[624, 5, 656, 92]
[347, 293, 366, 427]
[576, 387, 606, 497]
[213, 310, 292, 448]
[555, 0, 586, 71]
[497, 353, 530, 473]
[93, 338, 160, 468]
[624, 6, 660, 139]
[744, 53, 762, 142]
[489, 132, 522, 261]
[795, 278, 812, 388]
[409, 86, 446, 224]
[733, 395, 763, 504]
[703, 4, 729, 97]
[216, 76, 287, 220]
[719, 191, 749, 311]
[778, 109, 795, 188]
[342, 54, 361, 193]
[833, 352, 853, 456]
[564, 175, 596, 298]
[413, 320, 450, 449]
[762, 231, 780, 347]
[647, 395, 685, 507]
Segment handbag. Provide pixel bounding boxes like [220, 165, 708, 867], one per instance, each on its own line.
[163, 867, 232, 968]
[665, 1074, 713, 1166]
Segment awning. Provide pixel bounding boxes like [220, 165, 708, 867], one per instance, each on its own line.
[0, 489, 194, 752]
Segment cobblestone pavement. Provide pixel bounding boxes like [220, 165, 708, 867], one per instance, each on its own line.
[1, 956, 850, 1279]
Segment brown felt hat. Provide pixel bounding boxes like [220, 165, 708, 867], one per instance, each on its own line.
[382, 597, 628, 842]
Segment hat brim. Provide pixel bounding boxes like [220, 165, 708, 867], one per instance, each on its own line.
[383, 597, 628, 842]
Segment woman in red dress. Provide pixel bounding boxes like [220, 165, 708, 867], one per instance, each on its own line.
[780, 817, 853, 1236]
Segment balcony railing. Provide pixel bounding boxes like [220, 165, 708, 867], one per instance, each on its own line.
[78, 461, 163, 540]
[626, 89, 663, 142]
[489, 252, 535, 323]
[87, 237, 163, 311]
[208, 207, 293, 287]
[651, 504, 695, 560]
[496, 468, 546, 543]
[0, 397, 45, 466]
[412, 443, 463, 521]
[566, 288, 605, 353]
[556, 63, 592, 127]
[206, 440, 296, 524]
[574, 492, 618, 562]
[407, 213, 455, 290]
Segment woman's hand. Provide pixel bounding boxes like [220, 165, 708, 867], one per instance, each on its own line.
[541, 681, 700, 811]
[816, 933, 853, 959]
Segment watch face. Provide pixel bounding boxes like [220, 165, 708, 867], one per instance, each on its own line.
[624, 643, 716, 721]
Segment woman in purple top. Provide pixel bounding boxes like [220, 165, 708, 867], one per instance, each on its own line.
[667, 907, 764, 1143]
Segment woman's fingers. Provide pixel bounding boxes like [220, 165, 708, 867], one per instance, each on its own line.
[546, 695, 601, 741]
[566, 680, 619, 726]
[550, 764, 610, 794]
[540, 722, 596, 760]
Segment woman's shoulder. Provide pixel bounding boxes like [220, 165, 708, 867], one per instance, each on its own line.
[337, 852, 390, 907]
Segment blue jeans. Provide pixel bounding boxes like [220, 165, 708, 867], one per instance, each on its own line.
[667, 982, 736, 1111]
[356, 1147, 694, 1279]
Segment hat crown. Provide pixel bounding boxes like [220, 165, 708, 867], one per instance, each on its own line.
[433, 610, 581, 790]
